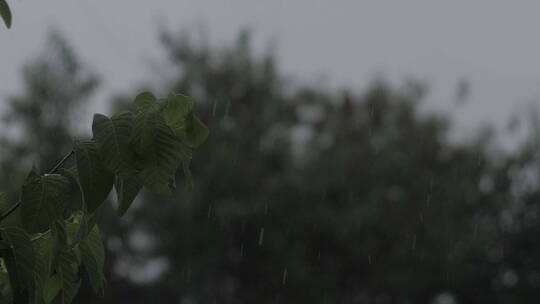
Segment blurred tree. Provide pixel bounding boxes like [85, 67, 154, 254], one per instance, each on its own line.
[96, 31, 517, 304]
[0, 31, 99, 196]
[3, 28, 540, 304]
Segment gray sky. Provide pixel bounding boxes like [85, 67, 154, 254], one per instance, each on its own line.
[2, 0, 540, 144]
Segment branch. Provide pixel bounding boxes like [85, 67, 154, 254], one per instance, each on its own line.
[0, 150, 74, 223]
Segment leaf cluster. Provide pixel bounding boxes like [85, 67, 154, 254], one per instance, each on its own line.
[0, 92, 208, 303]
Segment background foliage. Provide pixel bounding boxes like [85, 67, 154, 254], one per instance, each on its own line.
[3, 28, 540, 303]
[0, 29, 208, 303]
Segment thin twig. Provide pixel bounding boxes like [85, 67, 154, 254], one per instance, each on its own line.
[47, 150, 74, 175]
[0, 150, 74, 223]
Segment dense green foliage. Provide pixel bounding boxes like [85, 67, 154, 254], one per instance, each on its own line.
[0, 88, 208, 302]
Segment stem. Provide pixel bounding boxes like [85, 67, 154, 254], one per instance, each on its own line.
[0, 150, 74, 223]
[47, 150, 74, 175]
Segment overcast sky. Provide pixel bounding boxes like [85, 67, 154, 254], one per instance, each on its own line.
[2, 0, 540, 144]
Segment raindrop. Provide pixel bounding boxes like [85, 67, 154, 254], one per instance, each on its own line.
[212, 99, 217, 116]
[207, 204, 212, 218]
[258, 228, 265, 246]
[412, 234, 417, 250]
[368, 255, 372, 265]
[282, 267, 288, 285]
[224, 98, 231, 118]
[240, 243, 244, 258]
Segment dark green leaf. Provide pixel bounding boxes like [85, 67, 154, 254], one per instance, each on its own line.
[4, 255, 27, 304]
[115, 175, 143, 216]
[33, 232, 54, 304]
[67, 212, 95, 248]
[162, 94, 193, 138]
[186, 114, 209, 148]
[55, 248, 80, 304]
[2, 228, 34, 302]
[131, 106, 161, 154]
[42, 275, 61, 304]
[73, 140, 114, 213]
[50, 221, 67, 274]
[92, 112, 137, 176]
[20, 168, 70, 234]
[134, 92, 157, 109]
[79, 226, 104, 296]
[50, 221, 80, 304]
[0, 0, 11, 29]
[137, 117, 184, 194]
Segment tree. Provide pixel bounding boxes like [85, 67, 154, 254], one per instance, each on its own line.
[0, 32, 99, 197]
[89, 31, 517, 303]
[0, 19, 209, 304]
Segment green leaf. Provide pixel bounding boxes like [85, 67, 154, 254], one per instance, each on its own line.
[137, 117, 184, 194]
[79, 226, 105, 296]
[0, 0, 11, 29]
[115, 175, 144, 216]
[4, 255, 27, 304]
[33, 232, 54, 304]
[66, 212, 95, 248]
[162, 94, 194, 138]
[74, 140, 114, 213]
[1, 228, 34, 302]
[49, 222, 80, 304]
[131, 105, 161, 154]
[20, 168, 70, 234]
[134, 92, 157, 109]
[42, 275, 61, 304]
[60, 167, 79, 188]
[186, 114, 209, 148]
[55, 248, 81, 304]
[92, 112, 138, 176]
[50, 221, 67, 275]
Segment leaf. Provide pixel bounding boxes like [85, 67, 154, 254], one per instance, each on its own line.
[50, 221, 67, 274]
[137, 117, 184, 194]
[115, 175, 143, 216]
[1, 228, 34, 302]
[0, 0, 11, 29]
[73, 140, 114, 213]
[92, 112, 137, 176]
[162, 94, 193, 137]
[20, 168, 70, 234]
[66, 212, 95, 248]
[79, 226, 105, 296]
[131, 105, 161, 154]
[55, 248, 81, 304]
[59, 167, 79, 187]
[4, 255, 27, 304]
[33, 232, 54, 304]
[50, 222, 80, 304]
[186, 114, 209, 148]
[134, 92, 157, 109]
[42, 275, 61, 304]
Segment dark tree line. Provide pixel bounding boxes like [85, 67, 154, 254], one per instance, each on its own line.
[2, 30, 540, 303]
